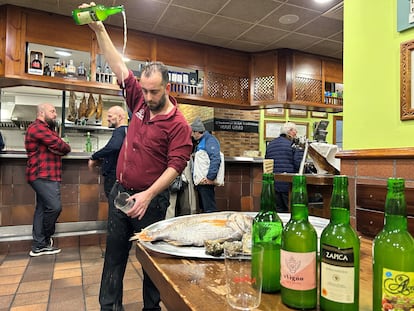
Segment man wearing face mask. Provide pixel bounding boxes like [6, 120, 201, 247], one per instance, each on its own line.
[265, 121, 304, 212]
[25, 103, 71, 257]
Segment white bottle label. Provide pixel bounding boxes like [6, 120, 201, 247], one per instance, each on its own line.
[320, 244, 355, 303]
[281, 250, 316, 290]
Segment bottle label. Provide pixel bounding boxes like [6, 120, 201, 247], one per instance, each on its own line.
[280, 250, 316, 290]
[380, 268, 414, 310]
[320, 244, 355, 303]
[75, 11, 98, 24]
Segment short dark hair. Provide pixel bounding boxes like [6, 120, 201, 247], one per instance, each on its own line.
[141, 61, 169, 85]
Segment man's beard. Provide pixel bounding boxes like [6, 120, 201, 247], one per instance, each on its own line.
[108, 122, 116, 128]
[146, 94, 166, 112]
[45, 117, 57, 129]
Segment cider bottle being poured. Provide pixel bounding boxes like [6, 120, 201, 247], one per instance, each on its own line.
[72, 4, 124, 25]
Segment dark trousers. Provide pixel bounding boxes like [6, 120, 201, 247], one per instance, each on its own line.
[103, 175, 116, 198]
[99, 182, 169, 311]
[29, 179, 62, 250]
[275, 191, 289, 212]
[195, 184, 217, 213]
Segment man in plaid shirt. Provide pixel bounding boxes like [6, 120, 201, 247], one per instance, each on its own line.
[25, 103, 71, 257]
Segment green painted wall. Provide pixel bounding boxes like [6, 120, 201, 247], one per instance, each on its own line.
[344, 0, 414, 149]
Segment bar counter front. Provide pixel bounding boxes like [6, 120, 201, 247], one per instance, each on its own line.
[135, 237, 373, 311]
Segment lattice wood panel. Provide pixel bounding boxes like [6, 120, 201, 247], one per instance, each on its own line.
[253, 75, 275, 101]
[206, 72, 249, 104]
[294, 77, 322, 103]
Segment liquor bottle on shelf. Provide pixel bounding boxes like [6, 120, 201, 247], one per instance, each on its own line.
[85, 132, 92, 152]
[72, 4, 124, 25]
[320, 175, 360, 311]
[66, 60, 76, 76]
[281, 174, 317, 309]
[372, 178, 414, 311]
[77, 62, 86, 77]
[251, 159, 283, 293]
[31, 53, 42, 70]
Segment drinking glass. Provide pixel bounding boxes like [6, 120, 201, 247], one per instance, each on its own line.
[114, 192, 134, 213]
[224, 245, 263, 310]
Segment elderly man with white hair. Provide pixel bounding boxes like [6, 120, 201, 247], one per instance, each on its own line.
[265, 121, 304, 212]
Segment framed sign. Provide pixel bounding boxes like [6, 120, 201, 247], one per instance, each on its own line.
[264, 121, 283, 140]
[288, 109, 307, 118]
[295, 122, 309, 138]
[265, 108, 285, 117]
[311, 111, 328, 118]
[400, 39, 414, 120]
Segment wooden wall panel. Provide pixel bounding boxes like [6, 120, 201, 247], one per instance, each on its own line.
[156, 36, 205, 70]
[25, 9, 91, 52]
[323, 59, 342, 83]
[293, 52, 322, 79]
[105, 27, 153, 62]
[206, 47, 249, 76]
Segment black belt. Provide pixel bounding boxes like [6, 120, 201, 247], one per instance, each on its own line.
[115, 181, 143, 195]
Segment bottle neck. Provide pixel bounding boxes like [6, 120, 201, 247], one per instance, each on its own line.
[330, 176, 350, 224]
[260, 173, 276, 212]
[291, 175, 308, 221]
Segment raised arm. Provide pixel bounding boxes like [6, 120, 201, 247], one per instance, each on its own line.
[79, 2, 130, 83]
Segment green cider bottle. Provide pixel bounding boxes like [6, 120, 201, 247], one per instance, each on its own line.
[252, 172, 283, 293]
[372, 178, 414, 311]
[72, 5, 124, 25]
[320, 175, 360, 311]
[281, 174, 317, 309]
[85, 131, 92, 152]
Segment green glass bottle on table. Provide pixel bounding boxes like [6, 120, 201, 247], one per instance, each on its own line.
[372, 178, 414, 311]
[85, 131, 92, 152]
[72, 4, 124, 25]
[251, 159, 283, 293]
[281, 174, 317, 309]
[320, 175, 360, 311]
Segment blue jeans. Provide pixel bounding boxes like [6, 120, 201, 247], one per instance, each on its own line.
[195, 185, 218, 213]
[99, 182, 169, 311]
[29, 179, 62, 250]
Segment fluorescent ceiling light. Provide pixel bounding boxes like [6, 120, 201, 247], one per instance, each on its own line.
[55, 50, 72, 57]
[314, 0, 333, 3]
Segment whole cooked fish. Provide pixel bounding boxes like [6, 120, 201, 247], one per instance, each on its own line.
[132, 212, 253, 247]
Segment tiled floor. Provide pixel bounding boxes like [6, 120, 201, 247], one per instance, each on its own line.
[0, 242, 150, 311]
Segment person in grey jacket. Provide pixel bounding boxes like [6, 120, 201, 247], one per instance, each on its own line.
[265, 122, 304, 212]
[191, 117, 221, 213]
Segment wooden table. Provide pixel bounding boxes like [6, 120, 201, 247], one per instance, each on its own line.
[135, 236, 373, 311]
[274, 173, 335, 219]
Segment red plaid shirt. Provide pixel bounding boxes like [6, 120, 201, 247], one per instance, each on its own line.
[25, 119, 71, 182]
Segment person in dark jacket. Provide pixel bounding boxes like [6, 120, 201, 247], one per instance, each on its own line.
[265, 121, 304, 212]
[88, 105, 127, 198]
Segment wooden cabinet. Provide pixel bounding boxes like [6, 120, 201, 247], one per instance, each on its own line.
[250, 49, 342, 112]
[356, 184, 414, 237]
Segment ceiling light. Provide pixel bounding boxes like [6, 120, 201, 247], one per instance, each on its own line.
[279, 14, 299, 25]
[314, 0, 334, 3]
[54, 50, 72, 57]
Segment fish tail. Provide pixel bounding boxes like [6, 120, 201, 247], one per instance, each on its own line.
[135, 230, 154, 242]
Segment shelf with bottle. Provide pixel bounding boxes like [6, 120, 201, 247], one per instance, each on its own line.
[324, 82, 343, 105]
[26, 43, 91, 81]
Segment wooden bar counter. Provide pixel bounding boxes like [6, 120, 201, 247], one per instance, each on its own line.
[135, 236, 373, 311]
